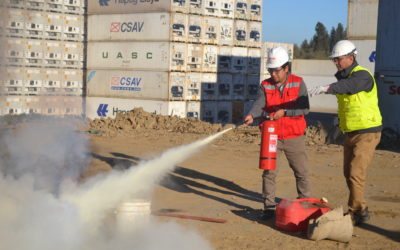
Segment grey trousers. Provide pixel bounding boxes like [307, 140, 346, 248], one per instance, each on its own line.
[262, 135, 310, 208]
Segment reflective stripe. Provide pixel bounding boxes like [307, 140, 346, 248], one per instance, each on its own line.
[286, 82, 300, 88]
[263, 85, 275, 90]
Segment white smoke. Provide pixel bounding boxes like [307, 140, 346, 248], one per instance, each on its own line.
[0, 119, 229, 250]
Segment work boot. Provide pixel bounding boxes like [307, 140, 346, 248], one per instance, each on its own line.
[347, 207, 370, 226]
[259, 206, 276, 220]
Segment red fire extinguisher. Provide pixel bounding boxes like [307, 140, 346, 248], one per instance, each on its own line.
[259, 119, 278, 170]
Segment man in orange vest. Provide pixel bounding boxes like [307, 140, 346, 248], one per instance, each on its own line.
[244, 47, 311, 220]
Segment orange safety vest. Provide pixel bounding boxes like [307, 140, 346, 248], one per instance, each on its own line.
[262, 74, 307, 139]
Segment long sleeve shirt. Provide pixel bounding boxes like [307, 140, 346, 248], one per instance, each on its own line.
[247, 76, 310, 119]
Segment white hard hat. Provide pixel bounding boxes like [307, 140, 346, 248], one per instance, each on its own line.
[266, 47, 289, 68]
[330, 40, 357, 58]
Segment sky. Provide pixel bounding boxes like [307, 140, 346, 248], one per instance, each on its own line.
[262, 0, 348, 46]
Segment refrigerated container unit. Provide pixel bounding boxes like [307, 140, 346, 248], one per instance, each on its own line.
[218, 46, 232, 72]
[249, 0, 262, 21]
[204, 0, 219, 17]
[87, 0, 187, 14]
[186, 72, 201, 100]
[202, 45, 218, 72]
[25, 11, 45, 39]
[172, 13, 188, 42]
[63, 0, 85, 15]
[63, 42, 84, 69]
[186, 101, 201, 119]
[201, 101, 217, 123]
[44, 13, 64, 40]
[44, 41, 64, 68]
[171, 43, 187, 72]
[5, 0, 25, 9]
[232, 73, 245, 100]
[27, 0, 45, 11]
[46, 0, 64, 13]
[169, 72, 186, 100]
[247, 47, 261, 74]
[246, 74, 260, 100]
[262, 42, 294, 61]
[220, 0, 234, 19]
[217, 73, 232, 100]
[188, 0, 203, 15]
[232, 100, 245, 124]
[231, 46, 247, 73]
[62, 69, 83, 96]
[201, 73, 217, 101]
[6, 38, 25, 66]
[234, 1, 248, 20]
[248, 21, 261, 47]
[63, 14, 83, 41]
[42, 69, 63, 95]
[202, 16, 219, 45]
[6, 10, 25, 38]
[24, 39, 45, 67]
[216, 101, 232, 124]
[187, 43, 203, 72]
[219, 18, 234, 46]
[188, 14, 202, 43]
[234, 19, 248, 47]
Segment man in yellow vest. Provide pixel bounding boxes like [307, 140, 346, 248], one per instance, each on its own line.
[309, 40, 382, 226]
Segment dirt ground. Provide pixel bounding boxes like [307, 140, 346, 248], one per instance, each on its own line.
[86, 109, 400, 249]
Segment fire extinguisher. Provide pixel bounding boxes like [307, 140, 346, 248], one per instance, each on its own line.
[259, 118, 278, 170]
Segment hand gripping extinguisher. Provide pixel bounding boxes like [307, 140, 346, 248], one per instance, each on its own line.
[259, 118, 278, 170]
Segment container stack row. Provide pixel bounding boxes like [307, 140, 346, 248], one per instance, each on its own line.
[86, 0, 263, 124]
[0, 0, 85, 116]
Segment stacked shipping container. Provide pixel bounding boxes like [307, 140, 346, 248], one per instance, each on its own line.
[85, 0, 262, 124]
[0, 0, 85, 116]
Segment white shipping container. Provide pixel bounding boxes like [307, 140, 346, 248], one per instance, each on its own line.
[170, 43, 187, 72]
[292, 59, 336, 76]
[351, 39, 376, 74]
[231, 46, 247, 73]
[44, 41, 64, 67]
[202, 45, 218, 73]
[234, 0, 248, 20]
[232, 74, 245, 100]
[43, 69, 63, 95]
[347, 0, 378, 39]
[246, 74, 260, 100]
[262, 41, 294, 61]
[233, 20, 248, 47]
[218, 46, 232, 72]
[202, 16, 219, 45]
[87, 69, 169, 100]
[220, 0, 234, 19]
[248, 21, 262, 47]
[220, 18, 234, 46]
[63, 42, 84, 69]
[187, 15, 202, 43]
[63, 14, 84, 41]
[217, 73, 232, 100]
[201, 101, 217, 123]
[44, 13, 64, 40]
[88, 13, 170, 42]
[25, 11, 45, 39]
[186, 101, 201, 119]
[85, 97, 186, 119]
[217, 101, 232, 124]
[6, 39, 25, 66]
[187, 44, 203, 72]
[186, 72, 201, 101]
[6, 9, 25, 37]
[87, 0, 186, 15]
[249, 0, 262, 21]
[169, 72, 186, 101]
[204, 0, 220, 17]
[247, 48, 261, 74]
[188, 0, 203, 15]
[24, 40, 45, 67]
[171, 13, 188, 42]
[87, 41, 170, 71]
[27, 0, 45, 10]
[201, 73, 218, 101]
[62, 70, 83, 96]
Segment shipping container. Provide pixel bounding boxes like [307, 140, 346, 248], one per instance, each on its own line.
[249, 0, 262, 21]
[63, 41, 84, 69]
[262, 41, 294, 61]
[46, 0, 65, 13]
[44, 13, 64, 40]
[220, 18, 234, 46]
[232, 73, 245, 100]
[233, 19, 248, 47]
[201, 101, 217, 123]
[234, 0, 248, 20]
[202, 45, 218, 72]
[351, 39, 376, 73]
[85, 97, 187, 119]
[377, 76, 400, 133]
[44, 41, 64, 67]
[231, 46, 247, 73]
[247, 47, 261, 74]
[24, 68, 45, 95]
[217, 46, 232, 72]
[63, 14, 84, 41]
[62, 69, 83, 96]
[186, 72, 202, 101]
[248, 21, 261, 47]
[201, 73, 218, 100]
[87, 0, 186, 15]
[169, 72, 186, 101]
[87, 41, 171, 71]
[216, 101, 232, 124]
[188, 0, 203, 15]
[204, 0, 220, 17]
[63, 0, 85, 15]
[27, 0, 45, 10]
[6, 38, 25, 66]
[43, 69, 63, 95]
[220, 0, 234, 19]
[187, 44, 203, 72]
[202, 16, 219, 45]
[217, 73, 232, 100]
[88, 13, 176, 42]
[170, 43, 187, 72]
[232, 100, 245, 124]
[24, 39, 45, 67]
[187, 14, 202, 43]
[87, 69, 169, 99]
[246, 74, 259, 100]
[347, 0, 378, 39]
[244, 100, 255, 116]
[25, 10, 45, 39]
[186, 101, 201, 119]
[291, 59, 336, 76]
[5, 0, 26, 9]
[7, 10, 26, 38]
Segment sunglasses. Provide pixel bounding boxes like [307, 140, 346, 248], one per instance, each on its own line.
[267, 67, 283, 74]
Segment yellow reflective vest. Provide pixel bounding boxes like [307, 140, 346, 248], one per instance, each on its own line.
[336, 65, 382, 132]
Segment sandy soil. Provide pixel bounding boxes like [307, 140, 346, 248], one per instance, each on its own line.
[86, 109, 400, 249]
